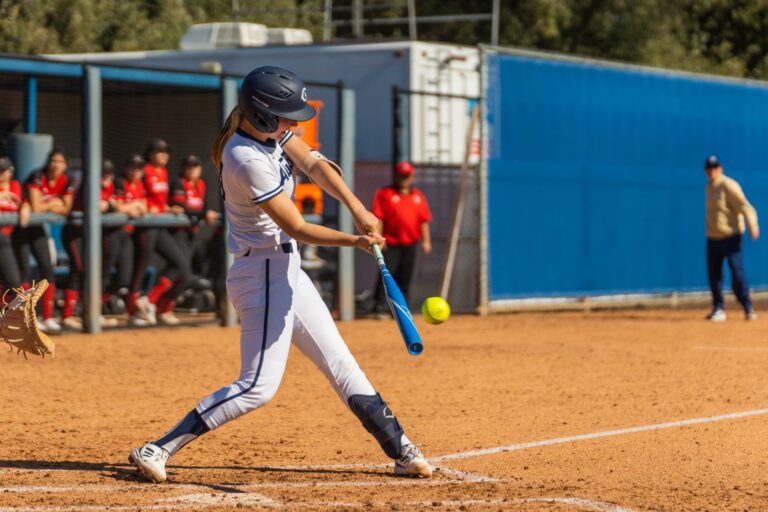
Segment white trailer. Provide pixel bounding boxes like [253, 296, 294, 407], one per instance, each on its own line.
[50, 41, 479, 166]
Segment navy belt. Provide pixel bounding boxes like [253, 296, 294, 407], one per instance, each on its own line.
[244, 242, 293, 257]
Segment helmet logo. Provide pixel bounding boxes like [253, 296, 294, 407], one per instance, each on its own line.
[251, 95, 269, 108]
[301, 87, 308, 102]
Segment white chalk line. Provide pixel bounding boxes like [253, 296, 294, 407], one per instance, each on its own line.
[693, 345, 768, 352]
[5, 407, 765, 511]
[430, 407, 768, 462]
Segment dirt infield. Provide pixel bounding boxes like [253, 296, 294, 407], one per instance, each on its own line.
[3, 307, 768, 511]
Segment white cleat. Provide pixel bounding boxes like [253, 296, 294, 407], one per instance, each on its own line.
[100, 315, 119, 327]
[129, 443, 169, 483]
[706, 308, 726, 322]
[135, 296, 157, 325]
[128, 316, 151, 327]
[62, 317, 83, 330]
[158, 312, 181, 326]
[38, 318, 62, 333]
[746, 311, 758, 321]
[394, 438, 432, 478]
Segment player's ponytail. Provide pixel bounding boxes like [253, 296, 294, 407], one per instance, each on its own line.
[212, 107, 244, 170]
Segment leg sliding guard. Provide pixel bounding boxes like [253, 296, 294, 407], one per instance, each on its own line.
[348, 393, 403, 459]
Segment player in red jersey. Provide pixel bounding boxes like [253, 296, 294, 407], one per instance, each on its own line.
[0, 156, 25, 296]
[371, 161, 432, 318]
[169, 155, 220, 300]
[61, 160, 127, 329]
[116, 154, 152, 326]
[100, 161, 137, 320]
[170, 155, 222, 313]
[133, 139, 191, 326]
[13, 148, 74, 333]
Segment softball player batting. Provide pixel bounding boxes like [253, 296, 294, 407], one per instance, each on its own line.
[128, 66, 432, 482]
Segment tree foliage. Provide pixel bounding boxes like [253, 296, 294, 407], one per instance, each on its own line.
[2, 0, 768, 79]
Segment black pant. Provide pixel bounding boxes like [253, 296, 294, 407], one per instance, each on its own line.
[373, 243, 418, 311]
[707, 235, 752, 312]
[132, 227, 190, 299]
[104, 228, 134, 295]
[63, 225, 84, 291]
[0, 232, 21, 289]
[12, 226, 54, 283]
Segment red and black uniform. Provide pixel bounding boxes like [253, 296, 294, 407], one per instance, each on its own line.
[371, 185, 432, 310]
[170, 175, 207, 256]
[115, 176, 147, 316]
[13, 170, 74, 319]
[61, 170, 84, 320]
[144, 163, 170, 213]
[169, 176, 224, 303]
[0, 180, 23, 289]
[61, 176, 135, 320]
[133, 164, 190, 314]
[101, 180, 134, 300]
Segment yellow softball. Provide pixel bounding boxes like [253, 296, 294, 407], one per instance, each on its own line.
[421, 297, 451, 324]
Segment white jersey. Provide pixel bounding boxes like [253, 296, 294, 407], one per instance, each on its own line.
[220, 129, 296, 254]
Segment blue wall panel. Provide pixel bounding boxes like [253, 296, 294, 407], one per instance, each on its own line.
[486, 53, 768, 299]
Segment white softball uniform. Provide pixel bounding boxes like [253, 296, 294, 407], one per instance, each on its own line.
[195, 128, 375, 430]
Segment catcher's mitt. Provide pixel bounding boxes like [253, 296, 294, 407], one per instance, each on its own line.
[1, 280, 55, 359]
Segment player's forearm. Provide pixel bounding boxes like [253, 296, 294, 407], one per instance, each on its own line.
[420, 222, 431, 244]
[310, 162, 366, 215]
[285, 219, 359, 247]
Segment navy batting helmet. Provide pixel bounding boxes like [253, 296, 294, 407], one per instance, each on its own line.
[238, 66, 316, 133]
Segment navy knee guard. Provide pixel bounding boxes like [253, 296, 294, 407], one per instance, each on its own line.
[348, 393, 403, 459]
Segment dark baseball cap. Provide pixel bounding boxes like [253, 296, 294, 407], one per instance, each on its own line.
[0, 156, 14, 172]
[705, 155, 721, 168]
[146, 139, 170, 154]
[102, 159, 115, 175]
[181, 154, 202, 168]
[125, 154, 146, 169]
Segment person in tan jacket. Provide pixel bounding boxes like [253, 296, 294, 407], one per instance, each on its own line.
[705, 155, 759, 321]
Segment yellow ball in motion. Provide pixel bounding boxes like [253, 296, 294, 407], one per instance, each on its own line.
[421, 297, 451, 324]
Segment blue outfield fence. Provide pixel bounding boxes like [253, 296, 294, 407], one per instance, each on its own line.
[484, 50, 768, 301]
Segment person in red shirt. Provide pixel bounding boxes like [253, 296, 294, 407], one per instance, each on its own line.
[100, 161, 138, 320]
[60, 160, 124, 329]
[371, 161, 432, 317]
[169, 154, 219, 279]
[135, 140, 191, 326]
[0, 156, 25, 295]
[116, 154, 152, 326]
[14, 148, 74, 332]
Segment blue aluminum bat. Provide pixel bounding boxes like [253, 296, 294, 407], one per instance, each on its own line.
[372, 244, 423, 356]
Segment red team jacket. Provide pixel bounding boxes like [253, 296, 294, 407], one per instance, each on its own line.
[24, 170, 74, 203]
[0, 180, 22, 236]
[115, 178, 147, 203]
[70, 172, 116, 213]
[372, 186, 432, 247]
[170, 177, 208, 231]
[171, 178, 206, 214]
[144, 164, 169, 212]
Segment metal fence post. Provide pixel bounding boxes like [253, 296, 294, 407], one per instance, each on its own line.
[220, 77, 239, 327]
[83, 66, 102, 333]
[338, 88, 356, 321]
[478, 47, 489, 316]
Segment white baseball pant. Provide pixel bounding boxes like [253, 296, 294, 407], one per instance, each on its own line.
[195, 241, 376, 429]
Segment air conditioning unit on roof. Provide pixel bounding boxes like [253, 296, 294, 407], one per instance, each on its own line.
[180, 23, 268, 50]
